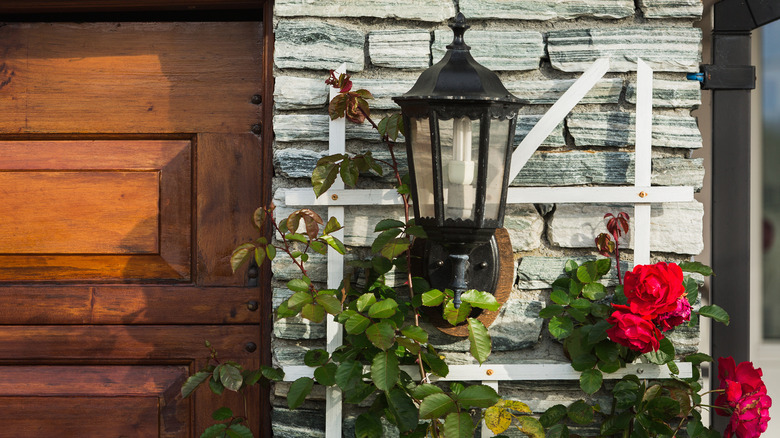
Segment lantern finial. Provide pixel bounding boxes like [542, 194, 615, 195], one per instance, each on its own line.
[447, 12, 470, 51]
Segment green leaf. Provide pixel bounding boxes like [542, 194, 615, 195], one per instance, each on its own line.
[443, 412, 475, 438]
[371, 228, 402, 253]
[320, 234, 346, 255]
[266, 244, 277, 260]
[580, 368, 603, 394]
[684, 277, 699, 306]
[644, 337, 676, 365]
[253, 246, 266, 268]
[517, 416, 545, 438]
[567, 400, 594, 425]
[484, 405, 512, 435]
[371, 350, 400, 391]
[421, 289, 445, 306]
[225, 424, 253, 438]
[699, 304, 730, 325]
[539, 404, 568, 428]
[600, 411, 632, 435]
[460, 290, 500, 311]
[371, 256, 394, 275]
[385, 387, 419, 433]
[544, 424, 570, 438]
[421, 351, 449, 377]
[401, 325, 428, 344]
[396, 337, 420, 355]
[456, 384, 499, 408]
[582, 282, 606, 300]
[209, 376, 224, 395]
[355, 413, 384, 438]
[230, 243, 255, 273]
[368, 298, 399, 319]
[571, 354, 598, 372]
[443, 300, 472, 325]
[287, 278, 310, 292]
[335, 360, 363, 390]
[588, 319, 612, 345]
[314, 363, 338, 386]
[550, 288, 571, 305]
[564, 259, 579, 274]
[467, 318, 492, 364]
[374, 219, 405, 232]
[200, 424, 228, 438]
[301, 303, 326, 323]
[340, 158, 359, 187]
[571, 298, 592, 312]
[595, 341, 620, 364]
[596, 257, 612, 275]
[287, 377, 314, 409]
[357, 293, 377, 312]
[411, 384, 443, 399]
[287, 291, 313, 309]
[380, 238, 410, 259]
[539, 304, 564, 318]
[182, 371, 210, 398]
[684, 353, 713, 366]
[548, 315, 574, 339]
[366, 321, 396, 351]
[419, 393, 456, 419]
[678, 261, 713, 276]
[220, 364, 243, 392]
[577, 263, 599, 283]
[405, 225, 427, 238]
[212, 407, 233, 421]
[304, 349, 329, 367]
[323, 216, 342, 235]
[316, 294, 342, 315]
[312, 162, 339, 198]
[345, 313, 371, 334]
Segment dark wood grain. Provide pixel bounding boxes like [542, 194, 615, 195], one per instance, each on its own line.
[0, 0, 260, 13]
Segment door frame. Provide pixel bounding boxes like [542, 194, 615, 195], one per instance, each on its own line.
[0, 2, 276, 436]
[709, 0, 780, 429]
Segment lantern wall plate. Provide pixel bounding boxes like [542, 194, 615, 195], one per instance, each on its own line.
[411, 228, 513, 336]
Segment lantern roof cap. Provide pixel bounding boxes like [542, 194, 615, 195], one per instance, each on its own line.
[394, 13, 523, 106]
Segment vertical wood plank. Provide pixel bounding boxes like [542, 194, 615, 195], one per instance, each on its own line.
[196, 133, 263, 286]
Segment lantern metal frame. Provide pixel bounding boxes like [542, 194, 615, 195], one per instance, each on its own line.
[394, 13, 523, 312]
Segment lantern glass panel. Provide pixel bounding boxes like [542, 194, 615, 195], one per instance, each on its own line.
[484, 118, 512, 222]
[440, 116, 481, 221]
[409, 117, 435, 218]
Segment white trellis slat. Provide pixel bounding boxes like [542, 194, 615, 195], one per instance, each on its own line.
[324, 63, 347, 438]
[279, 59, 696, 437]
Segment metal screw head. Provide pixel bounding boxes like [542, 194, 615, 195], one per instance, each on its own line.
[486, 369, 494, 376]
[639, 191, 648, 198]
[477, 261, 489, 270]
[331, 194, 339, 201]
[435, 260, 445, 267]
[245, 342, 258, 353]
[251, 94, 262, 105]
[251, 124, 262, 135]
[246, 300, 259, 312]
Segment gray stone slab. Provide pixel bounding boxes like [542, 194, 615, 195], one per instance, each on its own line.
[273, 288, 325, 340]
[639, 0, 703, 19]
[625, 79, 701, 108]
[275, 76, 329, 110]
[343, 205, 406, 247]
[506, 78, 623, 105]
[274, 147, 326, 178]
[272, 407, 325, 438]
[272, 252, 328, 282]
[460, 0, 634, 21]
[666, 321, 700, 355]
[517, 256, 631, 290]
[512, 151, 704, 191]
[274, 115, 330, 143]
[275, 0, 455, 22]
[548, 202, 704, 255]
[567, 112, 702, 149]
[516, 115, 566, 147]
[275, 20, 365, 72]
[274, 342, 317, 365]
[425, 300, 545, 352]
[433, 29, 544, 71]
[369, 30, 431, 69]
[352, 79, 415, 110]
[504, 204, 544, 252]
[547, 28, 701, 72]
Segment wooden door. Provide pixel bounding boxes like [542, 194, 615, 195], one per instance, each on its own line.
[0, 20, 266, 436]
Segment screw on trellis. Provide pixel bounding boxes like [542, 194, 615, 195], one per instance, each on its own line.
[278, 58, 695, 438]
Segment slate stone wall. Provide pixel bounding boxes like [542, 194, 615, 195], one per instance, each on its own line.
[269, 1, 705, 435]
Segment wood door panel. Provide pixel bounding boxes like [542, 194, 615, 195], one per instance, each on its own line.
[0, 365, 190, 437]
[0, 171, 160, 254]
[0, 286, 260, 324]
[0, 22, 262, 134]
[0, 0, 261, 14]
[0, 325, 258, 360]
[0, 139, 192, 281]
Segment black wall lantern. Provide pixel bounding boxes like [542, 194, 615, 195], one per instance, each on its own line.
[394, 13, 522, 330]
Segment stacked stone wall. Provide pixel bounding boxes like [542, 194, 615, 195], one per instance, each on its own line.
[269, 1, 706, 435]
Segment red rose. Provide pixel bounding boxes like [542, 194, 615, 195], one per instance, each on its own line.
[623, 262, 685, 319]
[716, 357, 772, 438]
[606, 305, 663, 353]
[654, 297, 692, 332]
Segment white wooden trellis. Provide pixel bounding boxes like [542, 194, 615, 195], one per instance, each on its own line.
[279, 59, 695, 437]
